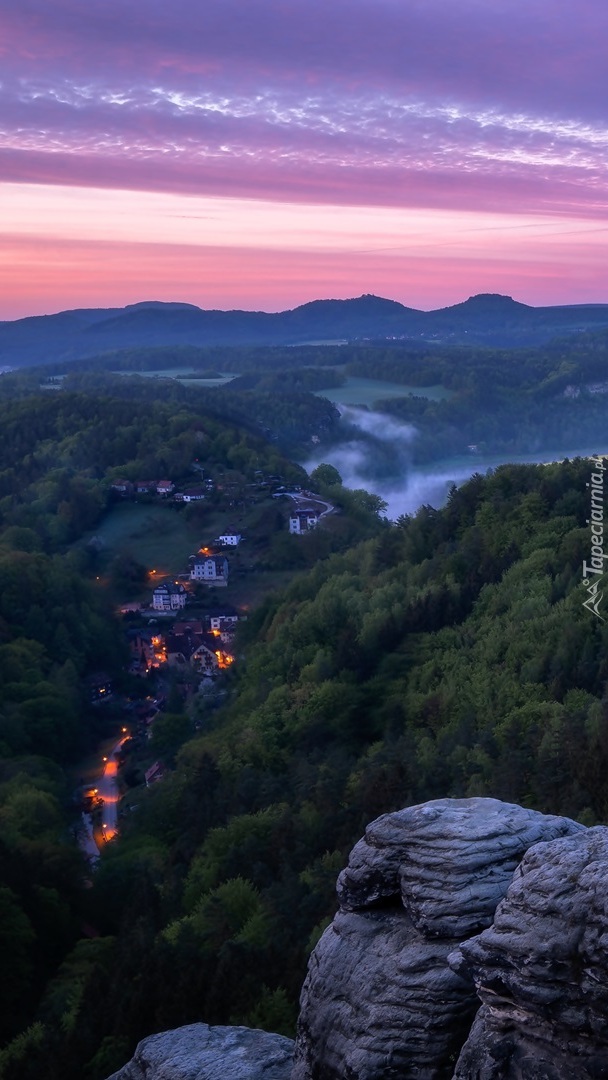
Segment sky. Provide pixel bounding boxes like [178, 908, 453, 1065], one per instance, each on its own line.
[1, 0, 607, 319]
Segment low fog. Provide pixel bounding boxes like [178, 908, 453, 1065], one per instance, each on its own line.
[305, 406, 582, 520]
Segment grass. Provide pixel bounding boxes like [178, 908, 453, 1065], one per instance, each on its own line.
[117, 369, 237, 387]
[80, 503, 206, 575]
[79, 496, 302, 611]
[113, 366, 445, 400]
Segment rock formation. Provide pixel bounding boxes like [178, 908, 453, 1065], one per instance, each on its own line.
[106, 1023, 294, 1080]
[108, 798, 608, 1080]
[292, 797, 584, 1080]
[450, 826, 608, 1079]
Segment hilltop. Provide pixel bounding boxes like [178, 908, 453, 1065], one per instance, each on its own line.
[2, 293, 608, 367]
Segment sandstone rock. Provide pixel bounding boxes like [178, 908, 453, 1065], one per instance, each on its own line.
[337, 797, 584, 938]
[293, 798, 584, 1080]
[108, 802, 605, 1080]
[106, 1023, 294, 1080]
[450, 827, 608, 1079]
[291, 907, 477, 1080]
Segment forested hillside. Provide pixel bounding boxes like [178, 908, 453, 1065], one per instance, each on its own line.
[15, 323, 608, 464]
[3, 293, 608, 368]
[0, 388, 312, 1079]
[0, 374, 605, 1078]
[0, 446, 601, 1078]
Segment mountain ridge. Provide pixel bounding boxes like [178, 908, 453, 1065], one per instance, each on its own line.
[2, 292, 608, 365]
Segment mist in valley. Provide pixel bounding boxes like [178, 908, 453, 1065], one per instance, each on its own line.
[306, 406, 591, 520]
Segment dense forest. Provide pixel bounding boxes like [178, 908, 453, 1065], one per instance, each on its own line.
[0, 387, 314, 1079]
[0, 368, 341, 458]
[9, 323, 608, 469]
[0, 366, 607, 1078]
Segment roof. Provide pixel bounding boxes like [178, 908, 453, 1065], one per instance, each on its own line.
[127, 628, 155, 643]
[172, 620, 204, 635]
[205, 604, 240, 618]
[145, 761, 164, 783]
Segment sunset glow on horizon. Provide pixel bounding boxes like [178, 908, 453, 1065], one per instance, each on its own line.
[1, 0, 607, 319]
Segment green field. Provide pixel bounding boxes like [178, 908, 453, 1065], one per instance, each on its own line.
[179, 374, 237, 387]
[81, 503, 206, 575]
[120, 369, 237, 387]
[114, 368, 446, 400]
[79, 498, 301, 610]
[314, 376, 450, 405]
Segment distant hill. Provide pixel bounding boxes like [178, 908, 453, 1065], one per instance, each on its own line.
[2, 293, 608, 367]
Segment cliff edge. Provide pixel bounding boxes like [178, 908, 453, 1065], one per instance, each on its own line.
[109, 797, 608, 1080]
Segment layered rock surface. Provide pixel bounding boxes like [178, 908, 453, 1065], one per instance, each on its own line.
[292, 797, 583, 1080]
[107, 1023, 294, 1080]
[108, 799, 608, 1080]
[450, 826, 608, 1079]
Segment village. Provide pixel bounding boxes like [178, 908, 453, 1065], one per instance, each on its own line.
[78, 467, 334, 855]
[110, 471, 332, 681]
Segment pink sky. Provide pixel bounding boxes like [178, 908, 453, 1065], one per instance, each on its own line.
[0, 0, 607, 319]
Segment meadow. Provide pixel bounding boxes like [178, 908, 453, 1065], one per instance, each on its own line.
[79, 496, 303, 610]
[125, 368, 237, 386]
[81, 502, 207, 575]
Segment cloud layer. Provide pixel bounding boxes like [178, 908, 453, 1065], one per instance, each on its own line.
[1, 0, 607, 316]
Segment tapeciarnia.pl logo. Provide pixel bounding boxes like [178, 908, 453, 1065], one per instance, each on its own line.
[582, 455, 607, 620]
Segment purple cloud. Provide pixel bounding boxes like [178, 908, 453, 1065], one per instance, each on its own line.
[1, 0, 607, 315]
[1, 1, 606, 109]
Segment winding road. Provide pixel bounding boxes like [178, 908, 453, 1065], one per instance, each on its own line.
[79, 732, 129, 862]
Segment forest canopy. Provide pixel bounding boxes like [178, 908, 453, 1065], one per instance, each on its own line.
[0, 370, 606, 1078]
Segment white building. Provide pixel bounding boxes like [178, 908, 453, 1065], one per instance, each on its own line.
[190, 555, 229, 586]
[152, 583, 188, 611]
[217, 533, 242, 546]
[289, 509, 319, 535]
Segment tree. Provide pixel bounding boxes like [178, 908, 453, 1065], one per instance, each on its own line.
[149, 713, 194, 766]
[309, 463, 342, 489]
[109, 553, 148, 597]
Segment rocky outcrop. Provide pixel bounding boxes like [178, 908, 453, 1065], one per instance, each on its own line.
[291, 906, 478, 1079]
[107, 1023, 294, 1080]
[292, 797, 584, 1080]
[450, 826, 608, 1079]
[108, 799, 608, 1080]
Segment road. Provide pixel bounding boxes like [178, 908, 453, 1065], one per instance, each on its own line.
[286, 491, 334, 518]
[96, 747, 120, 844]
[79, 731, 129, 857]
